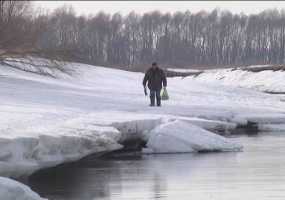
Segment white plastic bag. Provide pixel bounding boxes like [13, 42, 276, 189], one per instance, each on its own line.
[161, 88, 169, 100]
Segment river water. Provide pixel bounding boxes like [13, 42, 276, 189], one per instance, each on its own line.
[27, 134, 285, 200]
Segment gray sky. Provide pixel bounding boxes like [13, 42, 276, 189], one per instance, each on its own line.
[34, 1, 285, 16]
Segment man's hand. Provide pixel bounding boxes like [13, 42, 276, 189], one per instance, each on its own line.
[144, 87, 148, 96]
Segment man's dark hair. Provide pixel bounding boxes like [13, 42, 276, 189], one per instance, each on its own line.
[152, 62, 157, 66]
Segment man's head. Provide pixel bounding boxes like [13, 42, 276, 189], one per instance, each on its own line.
[152, 62, 158, 69]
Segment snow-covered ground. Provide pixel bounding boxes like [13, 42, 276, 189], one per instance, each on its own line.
[2, 59, 285, 196]
[189, 66, 285, 93]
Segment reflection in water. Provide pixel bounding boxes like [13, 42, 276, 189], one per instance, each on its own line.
[28, 134, 285, 200]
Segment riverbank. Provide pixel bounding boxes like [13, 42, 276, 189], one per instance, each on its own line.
[1, 59, 285, 199]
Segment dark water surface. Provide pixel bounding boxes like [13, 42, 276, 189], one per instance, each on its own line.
[28, 134, 285, 200]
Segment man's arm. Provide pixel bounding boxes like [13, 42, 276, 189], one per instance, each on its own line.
[143, 71, 149, 87]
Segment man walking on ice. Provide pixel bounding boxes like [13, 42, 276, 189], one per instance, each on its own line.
[143, 62, 167, 107]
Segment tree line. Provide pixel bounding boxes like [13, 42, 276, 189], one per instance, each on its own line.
[1, 1, 285, 70]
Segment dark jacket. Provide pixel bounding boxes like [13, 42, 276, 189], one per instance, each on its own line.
[143, 67, 167, 90]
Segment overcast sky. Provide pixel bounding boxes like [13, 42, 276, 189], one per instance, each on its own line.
[34, 1, 285, 16]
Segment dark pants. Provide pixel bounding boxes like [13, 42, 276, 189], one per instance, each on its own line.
[150, 89, 161, 106]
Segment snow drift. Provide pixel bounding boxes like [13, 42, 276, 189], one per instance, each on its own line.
[0, 177, 46, 200]
[0, 121, 122, 178]
[143, 121, 242, 153]
[189, 66, 285, 93]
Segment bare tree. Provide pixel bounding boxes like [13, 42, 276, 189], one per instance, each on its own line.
[4, 2, 285, 71]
